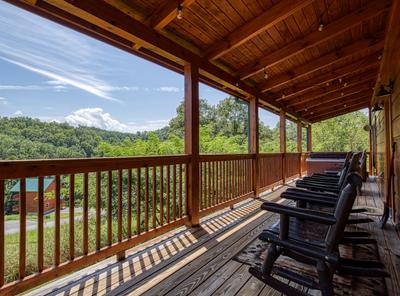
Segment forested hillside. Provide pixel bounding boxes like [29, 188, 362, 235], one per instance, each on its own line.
[0, 97, 369, 160]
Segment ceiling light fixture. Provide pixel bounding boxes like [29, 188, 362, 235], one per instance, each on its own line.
[318, 22, 324, 32]
[376, 80, 394, 97]
[343, 82, 348, 87]
[264, 67, 268, 79]
[371, 103, 383, 112]
[177, 4, 183, 20]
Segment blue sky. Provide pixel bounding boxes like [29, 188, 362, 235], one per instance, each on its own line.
[0, 1, 278, 132]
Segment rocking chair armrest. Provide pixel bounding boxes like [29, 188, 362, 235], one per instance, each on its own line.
[261, 203, 337, 225]
[280, 192, 337, 207]
[264, 232, 339, 264]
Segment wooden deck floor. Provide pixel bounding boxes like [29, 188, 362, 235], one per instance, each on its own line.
[25, 179, 400, 296]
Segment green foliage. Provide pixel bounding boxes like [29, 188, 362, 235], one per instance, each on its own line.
[0, 100, 369, 160]
[312, 111, 369, 152]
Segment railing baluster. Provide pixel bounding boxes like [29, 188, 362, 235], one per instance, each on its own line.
[38, 177, 44, 272]
[160, 166, 164, 226]
[152, 167, 156, 229]
[107, 171, 112, 246]
[69, 174, 75, 260]
[117, 170, 123, 242]
[127, 169, 132, 237]
[166, 165, 170, 224]
[199, 163, 203, 210]
[83, 173, 89, 255]
[19, 178, 26, 279]
[179, 164, 183, 218]
[95, 172, 101, 251]
[208, 162, 212, 207]
[55, 176, 61, 265]
[0, 180, 3, 287]
[172, 164, 176, 221]
[216, 161, 219, 205]
[144, 167, 149, 232]
[136, 168, 141, 235]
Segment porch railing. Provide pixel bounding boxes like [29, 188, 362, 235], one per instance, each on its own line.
[0, 152, 307, 294]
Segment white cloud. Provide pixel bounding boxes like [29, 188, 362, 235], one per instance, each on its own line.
[14, 110, 23, 116]
[0, 4, 126, 101]
[0, 96, 7, 105]
[1, 57, 120, 102]
[65, 108, 168, 133]
[0, 85, 46, 90]
[155, 86, 180, 92]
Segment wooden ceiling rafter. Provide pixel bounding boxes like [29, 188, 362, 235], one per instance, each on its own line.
[259, 35, 384, 93]
[309, 101, 371, 122]
[293, 80, 375, 112]
[237, 0, 391, 81]
[285, 70, 377, 107]
[268, 52, 380, 102]
[204, 0, 313, 61]
[300, 90, 373, 116]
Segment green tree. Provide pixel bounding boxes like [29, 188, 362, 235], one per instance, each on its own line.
[312, 111, 369, 152]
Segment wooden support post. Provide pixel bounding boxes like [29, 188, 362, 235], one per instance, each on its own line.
[383, 97, 393, 209]
[280, 111, 286, 184]
[184, 62, 200, 227]
[307, 125, 312, 152]
[368, 107, 373, 175]
[297, 120, 302, 176]
[249, 97, 259, 197]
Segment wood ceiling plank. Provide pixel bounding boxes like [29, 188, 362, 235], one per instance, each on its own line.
[205, 0, 313, 60]
[237, 0, 391, 80]
[292, 78, 375, 111]
[309, 101, 370, 122]
[300, 89, 372, 116]
[260, 35, 384, 92]
[268, 52, 380, 101]
[286, 70, 377, 107]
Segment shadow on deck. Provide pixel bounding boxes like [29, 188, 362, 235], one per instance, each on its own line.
[26, 179, 400, 296]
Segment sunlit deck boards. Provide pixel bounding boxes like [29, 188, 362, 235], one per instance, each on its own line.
[26, 180, 400, 296]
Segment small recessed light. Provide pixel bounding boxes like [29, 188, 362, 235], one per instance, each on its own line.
[177, 4, 183, 20]
[318, 22, 324, 32]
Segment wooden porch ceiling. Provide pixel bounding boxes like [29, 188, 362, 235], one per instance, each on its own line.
[6, 0, 392, 123]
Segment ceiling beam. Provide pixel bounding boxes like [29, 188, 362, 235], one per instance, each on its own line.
[150, 0, 196, 31]
[285, 70, 377, 107]
[259, 36, 383, 93]
[268, 52, 380, 102]
[309, 101, 370, 122]
[237, 0, 391, 80]
[204, 0, 313, 61]
[301, 91, 372, 117]
[293, 81, 374, 112]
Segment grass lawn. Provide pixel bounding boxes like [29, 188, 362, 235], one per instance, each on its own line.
[5, 211, 83, 222]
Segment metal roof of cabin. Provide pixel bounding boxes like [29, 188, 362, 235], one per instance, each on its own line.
[10, 177, 55, 193]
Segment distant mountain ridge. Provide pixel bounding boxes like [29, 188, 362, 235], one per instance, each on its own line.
[0, 117, 167, 159]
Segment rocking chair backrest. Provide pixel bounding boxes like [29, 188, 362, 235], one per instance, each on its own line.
[359, 150, 368, 181]
[325, 172, 362, 252]
[338, 153, 360, 191]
